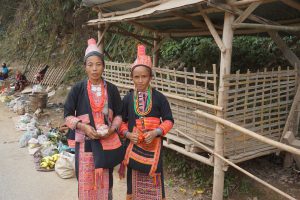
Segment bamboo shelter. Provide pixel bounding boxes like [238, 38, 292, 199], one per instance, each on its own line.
[83, 0, 300, 199]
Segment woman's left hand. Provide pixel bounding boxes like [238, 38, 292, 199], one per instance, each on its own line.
[144, 130, 158, 144]
[100, 127, 115, 139]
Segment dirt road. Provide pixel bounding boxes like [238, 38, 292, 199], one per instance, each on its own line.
[0, 102, 127, 200]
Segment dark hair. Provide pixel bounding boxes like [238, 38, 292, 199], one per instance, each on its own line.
[130, 65, 153, 77]
[84, 51, 105, 66]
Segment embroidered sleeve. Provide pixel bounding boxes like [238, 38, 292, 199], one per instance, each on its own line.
[111, 115, 122, 129]
[64, 84, 79, 129]
[65, 116, 81, 130]
[158, 120, 174, 136]
[119, 122, 129, 138]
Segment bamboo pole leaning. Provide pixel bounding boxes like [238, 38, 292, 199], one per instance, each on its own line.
[177, 129, 297, 200]
[194, 109, 300, 157]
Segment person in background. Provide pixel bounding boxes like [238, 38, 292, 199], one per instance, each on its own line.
[34, 64, 49, 83]
[0, 63, 9, 80]
[120, 45, 174, 200]
[14, 70, 28, 91]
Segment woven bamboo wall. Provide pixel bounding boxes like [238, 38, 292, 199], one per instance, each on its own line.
[104, 61, 218, 104]
[224, 67, 297, 162]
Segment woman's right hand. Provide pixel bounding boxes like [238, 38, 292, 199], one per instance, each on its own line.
[77, 122, 99, 139]
[127, 131, 139, 144]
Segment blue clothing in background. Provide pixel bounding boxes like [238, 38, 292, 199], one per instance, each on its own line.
[2, 67, 8, 75]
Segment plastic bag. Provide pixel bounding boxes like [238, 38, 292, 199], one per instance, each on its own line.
[19, 114, 32, 124]
[19, 132, 33, 147]
[58, 141, 70, 153]
[40, 145, 58, 157]
[32, 84, 43, 93]
[28, 138, 40, 155]
[37, 134, 49, 145]
[55, 151, 75, 179]
[15, 122, 27, 131]
[28, 138, 39, 148]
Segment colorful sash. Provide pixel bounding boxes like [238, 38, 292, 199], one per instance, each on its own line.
[124, 117, 162, 178]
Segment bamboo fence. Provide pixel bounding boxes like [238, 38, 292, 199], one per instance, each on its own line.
[104, 62, 297, 163]
[25, 53, 74, 86]
[223, 67, 297, 162]
[104, 61, 218, 104]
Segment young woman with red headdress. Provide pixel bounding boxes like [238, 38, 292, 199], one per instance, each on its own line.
[120, 45, 174, 200]
[64, 38, 124, 200]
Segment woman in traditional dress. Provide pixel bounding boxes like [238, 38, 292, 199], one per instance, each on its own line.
[120, 45, 174, 200]
[64, 38, 124, 200]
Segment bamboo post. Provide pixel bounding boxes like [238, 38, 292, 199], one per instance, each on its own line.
[98, 11, 104, 54]
[205, 70, 208, 103]
[212, 10, 235, 200]
[213, 64, 217, 106]
[153, 32, 160, 68]
[193, 67, 197, 100]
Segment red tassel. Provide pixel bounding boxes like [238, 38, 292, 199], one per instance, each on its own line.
[94, 168, 104, 190]
[151, 173, 161, 187]
[118, 161, 126, 179]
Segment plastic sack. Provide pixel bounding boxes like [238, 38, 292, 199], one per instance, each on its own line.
[37, 135, 48, 145]
[40, 145, 58, 157]
[28, 138, 39, 148]
[57, 141, 70, 153]
[55, 151, 75, 179]
[15, 122, 27, 131]
[19, 132, 33, 147]
[32, 84, 43, 93]
[19, 114, 32, 124]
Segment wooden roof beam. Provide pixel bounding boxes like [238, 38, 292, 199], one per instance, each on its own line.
[268, 31, 300, 74]
[229, 0, 275, 6]
[97, 24, 110, 46]
[136, 10, 223, 30]
[170, 11, 207, 29]
[128, 21, 160, 35]
[232, 23, 300, 32]
[199, 6, 226, 52]
[152, 35, 169, 54]
[158, 28, 265, 37]
[208, 1, 279, 25]
[234, 1, 262, 24]
[280, 0, 300, 11]
[110, 25, 154, 47]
